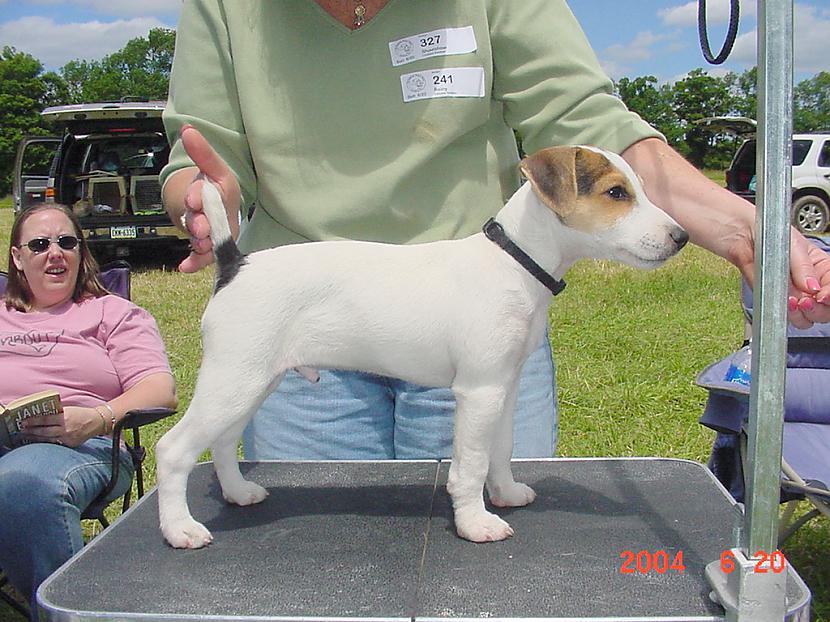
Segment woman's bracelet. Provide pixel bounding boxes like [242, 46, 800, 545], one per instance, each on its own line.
[95, 407, 108, 434]
[95, 403, 117, 434]
[101, 402, 116, 433]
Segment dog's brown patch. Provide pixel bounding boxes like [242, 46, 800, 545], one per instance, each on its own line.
[521, 147, 636, 232]
[519, 147, 577, 214]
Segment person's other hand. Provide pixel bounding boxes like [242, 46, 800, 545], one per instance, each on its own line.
[785, 230, 830, 328]
[731, 227, 830, 329]
[178, 125, 242, 273]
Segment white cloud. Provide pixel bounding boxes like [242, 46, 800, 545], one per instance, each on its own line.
[653, 1, 825, 79]
[69, 0, 180, 16]
[724, 31, 756, 67]
[659, 0, 756, 28]
[659, 2, 702, 27]
[793, 4, 830, 74]
[605, 31, 669, 62]
[704, 4, 830, 75]
[0, 15, 168, 68]
[597, 31, 673, 79]
[23, 0, 180, 15]
[597, 58, 629, 81]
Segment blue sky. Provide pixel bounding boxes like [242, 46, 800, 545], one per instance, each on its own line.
[1, 1, 827, 83]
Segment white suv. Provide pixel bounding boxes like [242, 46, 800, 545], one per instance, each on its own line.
[697, 117, 830, 234]
[726, 132, 830, 234]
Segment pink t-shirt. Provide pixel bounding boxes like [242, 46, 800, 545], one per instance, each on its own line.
[0, 295, 172, 407]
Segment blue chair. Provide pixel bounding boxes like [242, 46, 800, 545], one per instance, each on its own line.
[0, 261, 175, 617]
[696, 238, 830, 543]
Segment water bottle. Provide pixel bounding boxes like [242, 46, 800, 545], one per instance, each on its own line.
[724, 343, 752, 387]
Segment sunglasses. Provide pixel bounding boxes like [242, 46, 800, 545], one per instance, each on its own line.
[21, 235, 80, 254]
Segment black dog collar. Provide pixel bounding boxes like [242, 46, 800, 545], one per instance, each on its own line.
[483, 218, 566, 296]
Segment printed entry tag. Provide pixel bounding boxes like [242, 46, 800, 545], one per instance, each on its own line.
[400, 67, 485, 103]
[389, 26, 477, 67]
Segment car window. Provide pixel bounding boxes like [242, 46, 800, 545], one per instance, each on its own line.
[86, 135, 168, 175]
[818, 140, 830, 168]
[793, 139, 812, 166]
[20, 142, 58, 177]
[735, 140, 756, 169]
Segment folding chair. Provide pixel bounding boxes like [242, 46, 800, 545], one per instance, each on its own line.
[0, 261, 175, 617]
[696, 237, 830, 544]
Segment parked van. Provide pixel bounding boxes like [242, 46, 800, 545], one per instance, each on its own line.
[14, 101, 188, 259]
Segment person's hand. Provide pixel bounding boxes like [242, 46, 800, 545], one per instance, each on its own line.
[177, 125, 242, 273]
[786, 231, 830, 327]
[20, 406, 103, 447]
[730, 227, 830, 329]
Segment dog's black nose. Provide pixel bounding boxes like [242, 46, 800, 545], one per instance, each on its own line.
[671, 227, 689, 250]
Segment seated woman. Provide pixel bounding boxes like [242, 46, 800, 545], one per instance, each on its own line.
[0, 204, 177, 617]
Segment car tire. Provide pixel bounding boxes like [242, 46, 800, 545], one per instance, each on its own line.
[791, 194, 830, 234]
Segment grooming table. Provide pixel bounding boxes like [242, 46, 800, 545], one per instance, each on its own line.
[37, 458, 810, 621]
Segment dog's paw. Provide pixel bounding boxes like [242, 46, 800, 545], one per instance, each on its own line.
[222, 480, 268, 506]
[162, 518, 214, 549]
[455, 510, 514, 543]
[489, 482, 536, 508]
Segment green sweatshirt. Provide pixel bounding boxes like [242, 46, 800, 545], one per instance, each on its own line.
[161, 0, 662, 253]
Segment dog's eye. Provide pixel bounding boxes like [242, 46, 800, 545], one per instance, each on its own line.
[607, 186, 629, 200]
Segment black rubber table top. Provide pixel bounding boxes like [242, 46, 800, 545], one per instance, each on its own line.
[39, 458, 744, 621]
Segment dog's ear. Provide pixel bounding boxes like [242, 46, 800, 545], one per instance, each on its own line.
[519, 147, 579, 217]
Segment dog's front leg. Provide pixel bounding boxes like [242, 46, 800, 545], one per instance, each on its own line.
[485, 386, 536, 508]
[447, 384, 515, 542]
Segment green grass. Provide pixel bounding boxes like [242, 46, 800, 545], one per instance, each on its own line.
[551, 251, 738, 460]
[0, 193, 827, 620]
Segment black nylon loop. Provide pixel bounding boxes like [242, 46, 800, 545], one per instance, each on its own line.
[698, 0, 740, 65]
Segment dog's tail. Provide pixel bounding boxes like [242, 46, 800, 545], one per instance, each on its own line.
[201, 180, 247, 293]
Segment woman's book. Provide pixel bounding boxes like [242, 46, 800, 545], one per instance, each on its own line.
[0, 390, 63, 448]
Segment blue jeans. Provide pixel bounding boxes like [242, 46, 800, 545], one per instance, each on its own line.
[243, 336, 557, 460]
[0, 437, 134, 617]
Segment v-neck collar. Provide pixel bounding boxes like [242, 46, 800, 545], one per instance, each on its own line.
[309, 0, 400, 35]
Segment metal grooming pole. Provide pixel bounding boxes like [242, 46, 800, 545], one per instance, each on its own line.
[705, 1, 799, 620]
[746, 0, 792, 569]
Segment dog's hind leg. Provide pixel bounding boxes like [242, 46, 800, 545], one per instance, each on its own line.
[485, 386, 536, 508]
[156, 368, 276, 549]
[155, 405, 217, 549]
[447, 384, 515, 542]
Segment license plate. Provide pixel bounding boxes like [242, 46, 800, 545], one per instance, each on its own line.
[110, 226, 137, 240]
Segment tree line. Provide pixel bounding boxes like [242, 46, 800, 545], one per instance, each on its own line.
[1, 27, 829, 195]
[0, 29, 174, 195]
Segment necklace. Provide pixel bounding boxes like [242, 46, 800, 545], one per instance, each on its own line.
[353, 1, 366, 28]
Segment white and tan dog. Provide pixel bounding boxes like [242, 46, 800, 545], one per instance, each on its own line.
[156, 146, 688, 549]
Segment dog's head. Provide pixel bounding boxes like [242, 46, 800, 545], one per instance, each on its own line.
[519, 146, 688, 268]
